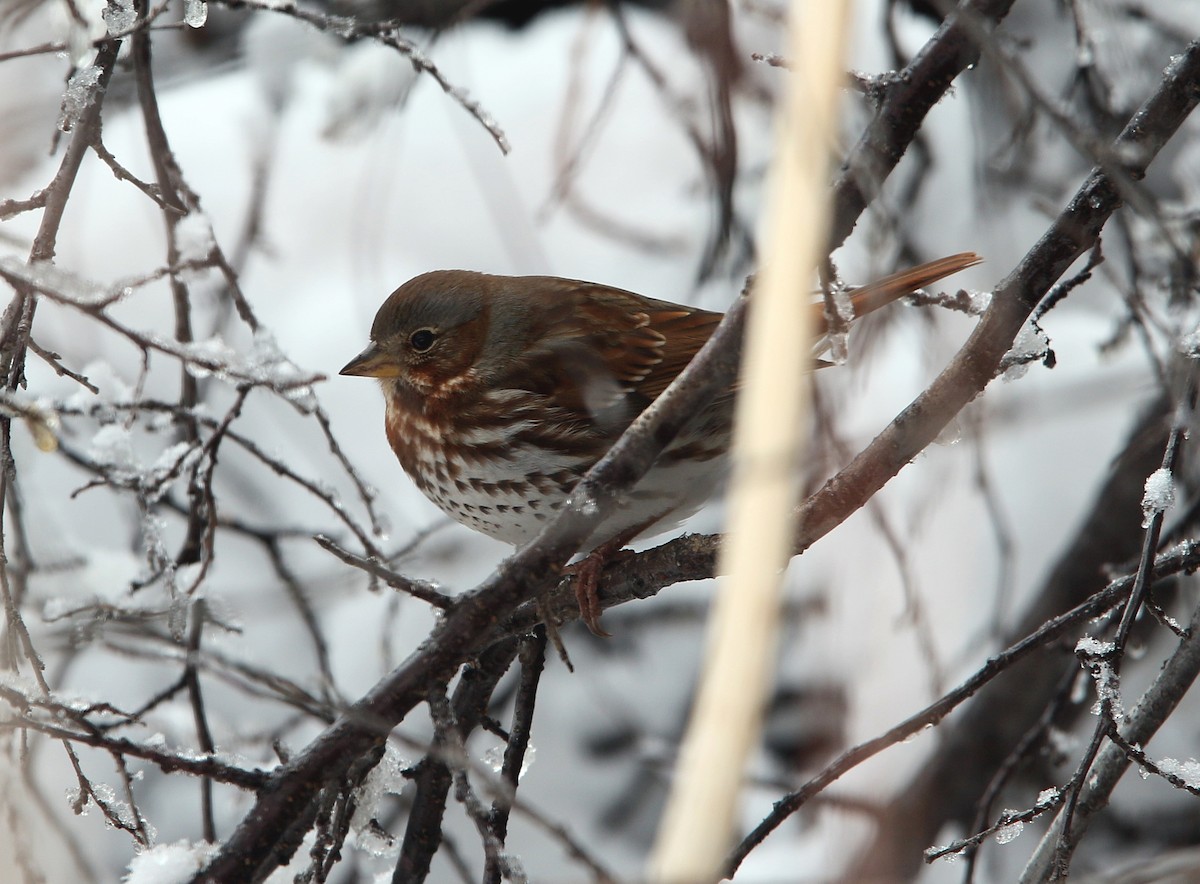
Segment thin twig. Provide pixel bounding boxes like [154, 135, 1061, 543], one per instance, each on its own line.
[184, 599, 218, 842]
[213, 0, 510, 154]
[484, 629, 546, 884]
[725, 541, 1200, 873]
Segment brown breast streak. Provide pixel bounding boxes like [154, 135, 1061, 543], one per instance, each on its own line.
[385, 387, 588, 534]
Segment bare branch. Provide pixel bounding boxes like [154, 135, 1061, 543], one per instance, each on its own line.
[212, 0, 510, 154]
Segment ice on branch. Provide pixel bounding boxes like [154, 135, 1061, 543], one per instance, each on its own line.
[103, 0, 135, 35]
[349, 744, 409, 857]
[994, 814, 1024, 844]
[124, 840, 216, 884]
[1000, 322, 1051, 380]
[70, 780, 151, 838]
[821, 284, 854, 365]
[571, 490, 599, 518]
[0, 669, 43, 704]
[58, 66, 102, 133]
[184, 0, 208, 28]
[178, 338, 237, 379]
[1179, 326, 1200, 358]
[1077, 636, 1124, 718]
[251, 330, 319, 411]
[1075, 635, 1115, 657]
[89, 424, 137, 475]
[1086, 659, 1123, 719]
[967, 290, 992, 314]
[88, 425, 200, 507]
[1157, 757, 1200, 789]
[173, 332, 319, 400]
[484, 745, 504, 772]
[1035, 787, 1061, 807]
[1141, 467, 1175, 527]
[0, 259, 317, 393]
[174, 213, 215, 264]
[484, 743, 536, 779]
[0, 257, 127, 308]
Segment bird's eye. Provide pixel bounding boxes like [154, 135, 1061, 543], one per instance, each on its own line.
[409, 329, 437, 352]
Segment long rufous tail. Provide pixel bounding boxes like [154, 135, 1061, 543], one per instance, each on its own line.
[811, 251, 983, 335]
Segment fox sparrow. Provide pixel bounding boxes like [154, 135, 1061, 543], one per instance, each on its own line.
[341, 254, 980, 633]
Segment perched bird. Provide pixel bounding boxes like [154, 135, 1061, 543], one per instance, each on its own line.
[341, 255, 981, 633]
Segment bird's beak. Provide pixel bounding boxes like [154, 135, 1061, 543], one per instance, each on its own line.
[340, 343, 401, 378]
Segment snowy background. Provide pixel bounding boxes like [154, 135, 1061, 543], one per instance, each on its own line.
[2, 1, 1200, 882]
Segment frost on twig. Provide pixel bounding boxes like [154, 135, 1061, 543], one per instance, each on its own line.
[0, 258, 322, 394]
[1141, 467, 1176, 527]
[57, 64, 102, 132]
[998, 321, 1054, 380]
[222, 0, 510, 154]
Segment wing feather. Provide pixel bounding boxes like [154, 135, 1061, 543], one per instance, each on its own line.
[493, 252, 979, 439]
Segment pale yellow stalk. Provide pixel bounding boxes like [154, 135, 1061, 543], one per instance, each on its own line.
[647, 1, 853, 880]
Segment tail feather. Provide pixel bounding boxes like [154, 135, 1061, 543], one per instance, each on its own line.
[812, 251, 983, 335]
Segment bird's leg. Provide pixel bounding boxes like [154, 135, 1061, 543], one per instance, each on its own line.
[568, 522, 651, 637]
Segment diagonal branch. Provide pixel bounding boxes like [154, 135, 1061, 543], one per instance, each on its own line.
[727, 540, 1200, 875]
[581, 38, 1200, 624]
[1018, 595, 1200, 882]
[828, 0, 1018, 251]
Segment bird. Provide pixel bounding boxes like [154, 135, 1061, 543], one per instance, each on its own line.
[340, 254, 981, 634]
